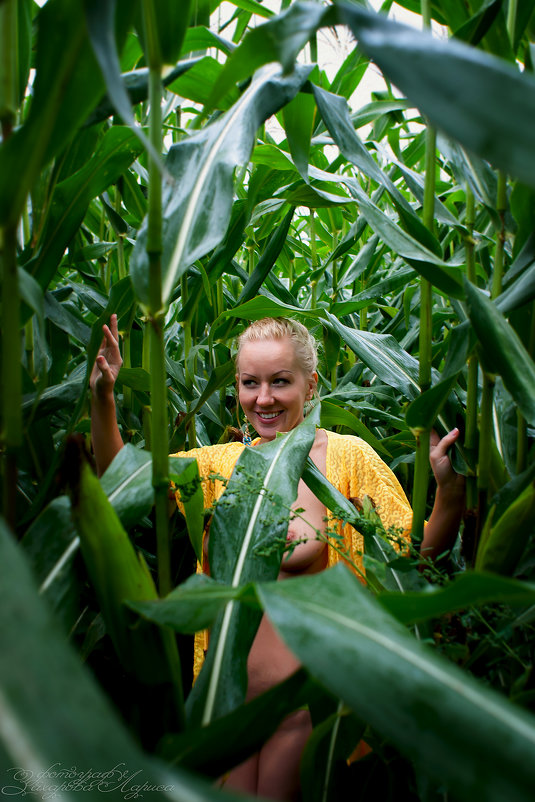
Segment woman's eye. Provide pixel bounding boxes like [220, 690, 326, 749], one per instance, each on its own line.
[242, 379, 256, 387]
[273, 378, 289, 386]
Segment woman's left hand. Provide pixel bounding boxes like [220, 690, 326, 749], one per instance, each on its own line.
[429, 428, 465, 497]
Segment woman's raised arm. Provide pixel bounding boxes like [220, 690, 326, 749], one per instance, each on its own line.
[420, 428, 466, 560]
[90, 314, 124, 476]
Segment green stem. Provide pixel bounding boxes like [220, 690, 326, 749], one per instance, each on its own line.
[142, 1, 170, 599]
[310, 210, 317, 270]
[181, 274, 196, 449]
[464, 189, 478, 511]
[1, 223, 21, 528]
[411, 124, 435, 542]
[491, 171, 507, 300]
[310, 210, 318, 309]
[412, 430, 431, 546]
[216, 276, 224, 319]
[24, 317, 34, 379]
[0, 0, 18, 131]
[516, 302, 535, 473]
[477, 372, 495, 524]
[115, 186, 126, 281]
[507, 0, 518, 47]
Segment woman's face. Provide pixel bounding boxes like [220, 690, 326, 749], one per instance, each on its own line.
[237, 337, 317, 444]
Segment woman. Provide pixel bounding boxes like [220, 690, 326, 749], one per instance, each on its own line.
[91, 314, 464, 800]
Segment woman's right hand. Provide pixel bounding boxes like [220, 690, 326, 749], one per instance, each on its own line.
[90, 314, 123, 401]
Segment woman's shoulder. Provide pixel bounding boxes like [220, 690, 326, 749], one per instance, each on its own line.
[324, 429, 372, 455]
[324, 430, 395, 476]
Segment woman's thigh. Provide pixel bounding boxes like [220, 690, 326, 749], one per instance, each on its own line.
[257, 709, 312, 801]
[223, 710, 312, 801]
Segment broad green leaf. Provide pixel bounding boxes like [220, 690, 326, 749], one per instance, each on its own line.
[27, 127, 143, 292]
[136, 0, 192, 65]
[169, 457, 204, 564]
[236, 206, 294, 305]
[129, 573, 247, 634]
[21, 496, 81, 629]
[186, 420, 317, 726]
[405, 374, 461, 433]
[160, 669, 312, 778]
[476, 481, 535, 576]
[85, 59, 202, 127]
[167, 56, 239, 107]
[117, 367, 152, 392]
[312, 84, 442, 255]
[100, 444, 155, 527]
[131, 63, 312, 311]
[18, 268, 45, 331]
[319, 399, 391, 457]
[0, 0, 136, 225]
[331, 267, 416, 314]
[300, 703, 365, 802]
[258, 565, 535, 802]
[379, 570, 535, 625]
[22, 373, 86, 421]
[212, 2, 535, 188]
[44, 292, 91, 343]
[346, 178, 465, 298]
[0, 519, 248, 802]
[181, 25, 235, 56]
[22, 445, 172, 623]
[282, 90, 317, 180]
[64, 437, 185, 735]
[465, 280, 535, 426]
[229, 0, 274, 17]
[325, 313, 421, 399]
[300, 457, 410, 590]
[205, 1, 333, 110]
[85, 0, 159, 162]
[338, 3, 535, 188]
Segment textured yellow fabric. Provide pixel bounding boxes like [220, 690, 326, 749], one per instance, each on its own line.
[324, 430, 413, 574]
[171, 431, 413, 681]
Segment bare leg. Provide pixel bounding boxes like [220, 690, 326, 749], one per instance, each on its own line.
[223, 710, 311, 800]
[223, 753, 259, 795]
[257, 710, 312, 801]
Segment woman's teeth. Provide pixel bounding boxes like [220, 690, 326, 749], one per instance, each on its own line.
[258, 411, 281, 419]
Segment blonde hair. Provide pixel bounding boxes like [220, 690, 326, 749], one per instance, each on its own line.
[236, 317, 318, 376]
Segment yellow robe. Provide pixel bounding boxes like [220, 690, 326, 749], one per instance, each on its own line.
[172, 429, 412, 572]
[171, 430, 413, 680]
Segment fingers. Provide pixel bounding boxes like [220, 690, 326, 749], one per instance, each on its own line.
[109, 313, 119, 342]
[430, 427, 460, 456]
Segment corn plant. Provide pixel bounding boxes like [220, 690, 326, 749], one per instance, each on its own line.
[1, 0, 535, 799]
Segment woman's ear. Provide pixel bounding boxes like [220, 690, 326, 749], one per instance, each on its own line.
[306, 372, 318, 401]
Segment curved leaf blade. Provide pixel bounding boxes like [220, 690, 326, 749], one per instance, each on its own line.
[187, 420, 317, 726]
[465, 280, 535, 426]
[258, 565, 535, 802]
[131, 64, 311, 310]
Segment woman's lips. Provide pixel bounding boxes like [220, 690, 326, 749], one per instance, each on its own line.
[256, 410, 283, 421]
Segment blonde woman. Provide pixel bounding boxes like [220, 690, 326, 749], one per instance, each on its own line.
[91, 315, 464, 801]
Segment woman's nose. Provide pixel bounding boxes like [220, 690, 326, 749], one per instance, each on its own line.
[256, 383, 274, 405]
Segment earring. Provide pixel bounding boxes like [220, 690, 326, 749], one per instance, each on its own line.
[304, 397, 317, 417]
[242, 420, 252, 446]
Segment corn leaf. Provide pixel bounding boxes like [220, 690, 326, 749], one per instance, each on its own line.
[186, 419, 317, 727]
[0, 518, 248, 802]
[257, 564, 535, 802]
[465, 280, 535, 426]
[131, 63, 312, 311]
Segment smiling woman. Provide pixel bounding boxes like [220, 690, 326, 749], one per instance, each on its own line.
[90, 314, 465, 801]
[237, 319, 317, 443]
